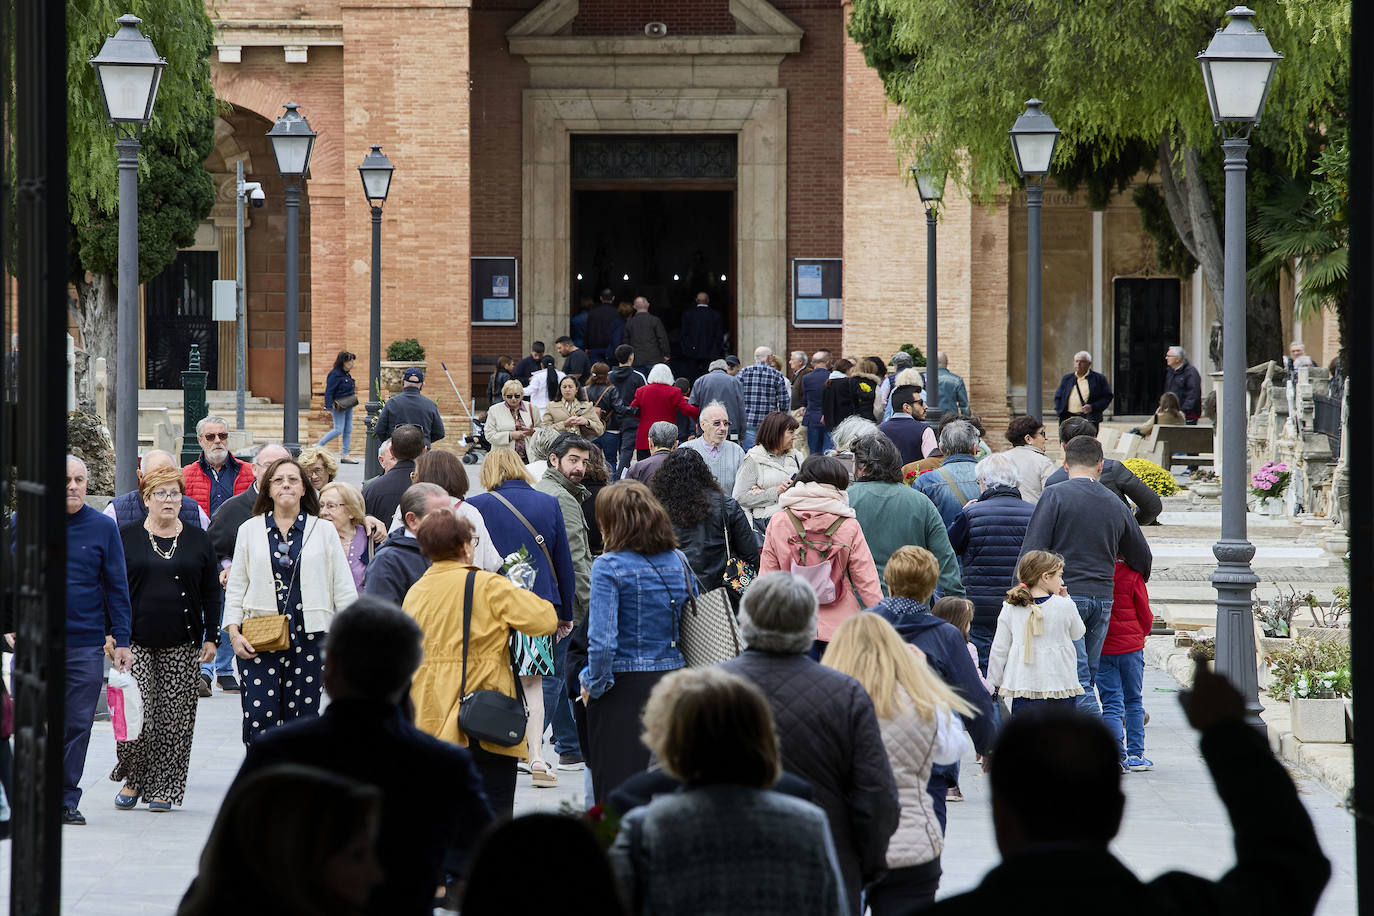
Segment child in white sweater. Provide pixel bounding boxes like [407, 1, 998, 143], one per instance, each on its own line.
[987, 550, 1085, 717]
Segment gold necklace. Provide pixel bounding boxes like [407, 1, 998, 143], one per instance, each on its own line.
[146, 521, 181, 560]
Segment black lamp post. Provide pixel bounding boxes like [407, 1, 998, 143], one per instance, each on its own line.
[267, 103, 316, 454]
[90, 14, 165, 495]
[1008, 99, 1061, 420]
[358, 144, 395, 480]
[1198, 5, 1281, 729]
[912, 158, 946, 420]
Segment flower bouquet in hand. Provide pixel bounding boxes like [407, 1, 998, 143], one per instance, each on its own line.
[1250, 461, 1291, 507]
[501, 546, 537, 590]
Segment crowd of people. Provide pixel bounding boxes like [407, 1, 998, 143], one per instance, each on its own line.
[6, 329, 1335, 916]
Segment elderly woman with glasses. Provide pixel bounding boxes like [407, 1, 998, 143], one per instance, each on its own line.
[112, 466, 221, 811]
[318, 481, 371, 592]
[224, 457, 358, 744]
[486, 380, 541, 462]
[296, 447, 339, 493]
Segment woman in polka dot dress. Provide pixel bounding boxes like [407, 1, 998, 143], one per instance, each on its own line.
[224, 457, 359, 744]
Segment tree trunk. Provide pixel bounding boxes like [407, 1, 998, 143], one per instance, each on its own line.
[74, 273, 119, 448]
[1157, 134, 1225, 331]
[1246, 278, 1282, 369]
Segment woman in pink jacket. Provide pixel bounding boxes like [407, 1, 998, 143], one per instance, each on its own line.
[760, 454, 883, 657]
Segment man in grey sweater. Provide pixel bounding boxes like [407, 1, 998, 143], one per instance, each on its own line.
[1021, 435, 1152, 715]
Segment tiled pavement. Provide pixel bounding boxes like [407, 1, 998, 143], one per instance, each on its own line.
[0, 665, 1355, 915]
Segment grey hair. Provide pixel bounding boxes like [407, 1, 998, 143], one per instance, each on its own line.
[399, 482, 449, 526]
[890, 351, 914, 367]
[701, 400, 729, 419]
[141, 448, 176, 467]
[738, 572, 818, 654]
[254, 443, 291, 468]
[938, 420, 980, 456]
[938, 352, 949, 367]
[852, 433, 903, 484]
[789, 350, 806, 363]
[754, 346, 773, 362]
[894, 367, 925, 389]
[647, 421, 679, 449]
[647, 363, 675, 385]
[378, 439, 393, 455]
[196, 415, 229, 436]
[525, 425, 562, 463]
[1168, 346, 1186, 360]
[831, 416, 878, 453]
[66, 454, 88, 475]
[1075, 350, 1093, 362]
[977, 453, 1021, 490]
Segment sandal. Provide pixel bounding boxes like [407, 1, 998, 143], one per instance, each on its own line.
[530, 761, 558, 788]
[114, 788, 139, 810]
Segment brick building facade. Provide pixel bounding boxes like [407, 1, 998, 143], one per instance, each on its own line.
[168, 0, 1331, 433]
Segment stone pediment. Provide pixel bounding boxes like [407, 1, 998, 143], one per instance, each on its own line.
[507, 0, 802, 58]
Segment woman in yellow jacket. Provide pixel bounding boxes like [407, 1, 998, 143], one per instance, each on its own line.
[403, 510, 558, 815]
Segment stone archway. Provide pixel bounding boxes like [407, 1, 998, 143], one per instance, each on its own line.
[509, 0, 799, 354]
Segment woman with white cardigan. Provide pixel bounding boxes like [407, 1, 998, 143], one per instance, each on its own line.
[224, 457, 358, 744]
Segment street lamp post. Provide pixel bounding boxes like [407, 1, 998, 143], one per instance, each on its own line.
[267, 103, 316, 454]
[90, 14, 165, 496]
[358, 145, 395, 480]
[1008, 100, 1061, 419]
[912, 160, 946, 420]
[1198, 5, 1281, 729]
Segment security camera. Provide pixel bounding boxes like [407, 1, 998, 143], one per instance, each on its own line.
[244, 181, 266, 209]
[644, 21, 668, 37]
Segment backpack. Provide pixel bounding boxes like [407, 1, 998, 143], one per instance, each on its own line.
[783, 509, 848, 605]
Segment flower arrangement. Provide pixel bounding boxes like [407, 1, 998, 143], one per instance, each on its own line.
[1121, 457, 1179, 497]
[1249, 460, 1290, 506]
[903, 470, 919, 486]
[1264, 635, 1352, 700]
[1189, 637, 1215, 661]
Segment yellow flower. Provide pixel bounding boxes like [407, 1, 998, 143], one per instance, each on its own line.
[1122, 458, 1179, 497]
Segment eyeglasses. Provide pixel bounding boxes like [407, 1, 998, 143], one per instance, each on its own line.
[201, 432, 229, 442]
[707, 420, 730, 428]
[149, 490, 181, 502]
[504, 394, 523, 400]
[319, 501, 344, 511]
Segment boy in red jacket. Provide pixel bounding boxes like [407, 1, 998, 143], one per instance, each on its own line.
[1101, 558, 1155, 772]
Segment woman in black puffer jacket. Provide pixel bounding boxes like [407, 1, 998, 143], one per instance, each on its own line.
[649, 449, 759, 605]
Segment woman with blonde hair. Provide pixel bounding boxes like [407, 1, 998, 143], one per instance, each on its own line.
[987, 550, 1085, 716]
[485, 379, 540, 460]
[404, 511, 557, 814]
[318, 481, 370, 592]
[297, 446, 339, 493]
[822, 613, 975, 913]
[609, 667, 846, 916]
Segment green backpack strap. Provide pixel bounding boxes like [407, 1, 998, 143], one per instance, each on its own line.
[785, 508, 847, 564]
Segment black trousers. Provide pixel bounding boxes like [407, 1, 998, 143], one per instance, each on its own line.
[585, 670, 668, 804]
[867, 857, 942, 915]
[467, 742, 517, 818]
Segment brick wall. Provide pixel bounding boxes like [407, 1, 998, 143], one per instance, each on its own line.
[777, 1, 844, 358]
[572, 0, 735, 35]
[217, 1, 342, 19]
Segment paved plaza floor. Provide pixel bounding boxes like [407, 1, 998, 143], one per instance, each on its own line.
[0, 664, 1356, 915]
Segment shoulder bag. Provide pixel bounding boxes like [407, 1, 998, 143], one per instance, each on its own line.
[333, 393, 359, 411]
[670, 549, 742, 668]
[456, 569, 529, 747]
[489, 491, 557, 571]
[720, 497, 755, 601]
[784, 509, 847, 605]
[239, 518, 316, 653]
[591, 385, 614, 423]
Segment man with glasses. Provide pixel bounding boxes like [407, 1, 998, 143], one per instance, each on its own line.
[104, 449, 209, 529]
[182, 415, 254, 516]
[203, 443, 292, 695]
[689, 358, 745, 442]
[679, 401, 746, 494]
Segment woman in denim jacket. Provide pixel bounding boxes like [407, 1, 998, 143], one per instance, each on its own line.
[579, 480, 698, 802]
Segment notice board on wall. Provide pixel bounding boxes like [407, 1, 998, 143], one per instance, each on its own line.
[471, 257, 519, 326]
[792, 258, 842, 327]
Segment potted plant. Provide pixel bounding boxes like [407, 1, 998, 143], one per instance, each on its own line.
[1250, 460, 1290, 515]
[1189, 638, 1216, 672]
[1265, 636, 1352, 743]
[1293, 586, 1351, 646]
[380, 338, 426, 394]
[1189, 468, 1221, 499]
[1121, 457, 1180, 497]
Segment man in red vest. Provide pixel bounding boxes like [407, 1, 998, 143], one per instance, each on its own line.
[182, 415, 254, 516]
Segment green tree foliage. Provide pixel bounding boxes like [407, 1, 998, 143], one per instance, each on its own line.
[848, 0, 1350, 362]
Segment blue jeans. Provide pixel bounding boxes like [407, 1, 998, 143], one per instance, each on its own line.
[63, 645, 107, 808]
[1070, 595, 1113, 715]
[542, 635, 581, 758]
[594, 430, 621, 479]
[927, 761, 959, 833]
[316, 406, 354, 455]
[1098, 650, 1146, 760]
[741, 426, 759, 451]
[201, 594, 236, 680]
[805, 425, 833, 456]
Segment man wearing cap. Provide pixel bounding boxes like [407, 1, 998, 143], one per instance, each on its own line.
[725, 355, 742, 376]
[877, 350, 915, 420]
[679, 291, 724, 377]
[374, 367, 445, 447]
[689, 357, 745, 441]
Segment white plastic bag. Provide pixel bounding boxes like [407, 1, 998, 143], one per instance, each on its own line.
[106, 669, 143, 742]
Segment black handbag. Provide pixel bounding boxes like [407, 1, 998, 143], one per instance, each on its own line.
[456, 569, 529, 747]
[333, 393, 359, 411]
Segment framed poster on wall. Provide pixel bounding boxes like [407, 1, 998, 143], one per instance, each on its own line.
[791, 258, 842, 327]
[471, 257, 519, 326]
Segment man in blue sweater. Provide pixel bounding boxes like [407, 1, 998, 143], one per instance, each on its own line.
[363, 483, 449, 604]
[1021, 436, 1152, 716]
[63, 455, 133, 825]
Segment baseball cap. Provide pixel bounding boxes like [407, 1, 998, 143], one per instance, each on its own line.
[403, 367, 424, 384]
[725, 355, 741, 368]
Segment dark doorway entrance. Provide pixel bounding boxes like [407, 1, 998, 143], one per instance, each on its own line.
[572, 188, 734, 369]
[1113, 277, 1181, 415]
[145, 250, 219, 389]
